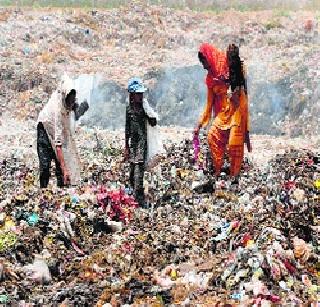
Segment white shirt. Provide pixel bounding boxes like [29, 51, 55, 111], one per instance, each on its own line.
[37, 75, 81, 186]
[37, 90, 66, 149]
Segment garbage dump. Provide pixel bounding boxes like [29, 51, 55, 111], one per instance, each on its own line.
[0, 2, 319, 306]
[0, 125, 319, 305]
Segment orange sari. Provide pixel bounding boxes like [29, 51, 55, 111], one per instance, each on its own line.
[198, 44, 250, 176]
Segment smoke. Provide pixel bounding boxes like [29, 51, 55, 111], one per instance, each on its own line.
[74, 66, 291, 134]
[74, 67, 207, 131]
[71, 59, 313, 136]
[148, 66, 207, 127]
[76, 75, 127, 130]
[73, 74, 104, 106]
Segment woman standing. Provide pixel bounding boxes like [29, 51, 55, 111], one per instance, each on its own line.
[194, 43, 251, 178]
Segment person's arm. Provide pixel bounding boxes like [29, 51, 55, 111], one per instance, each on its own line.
[56, 145, 69, 184]
[74, 100, 89, 121]
[55, 93, 69, 183]
[243, 89, 252, 152]
[242, 66, 252, 152]
[195, 87, 214, 134]
[143, 99, 158, 127]
[242, 61, 248, 95]
[245, 99, 252, 153]
[244, 67, 250, 133]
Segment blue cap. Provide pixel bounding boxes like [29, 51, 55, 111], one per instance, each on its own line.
[127, 77, 147, 93]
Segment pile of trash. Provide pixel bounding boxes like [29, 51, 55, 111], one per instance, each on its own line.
[0, 124, 319, 305]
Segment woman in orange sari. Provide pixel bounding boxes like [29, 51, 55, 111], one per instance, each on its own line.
[194, 43, 251, 178]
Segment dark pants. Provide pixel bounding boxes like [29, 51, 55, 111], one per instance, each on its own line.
[129, 162, 145, 207]
[37, 122, 63, 188]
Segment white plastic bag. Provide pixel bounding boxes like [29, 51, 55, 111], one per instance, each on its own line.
[143, 99, 165, 163]
[147, 125, 165, 162]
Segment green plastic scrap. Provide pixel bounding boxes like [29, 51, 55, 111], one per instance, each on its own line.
[0, 294, 8, 303]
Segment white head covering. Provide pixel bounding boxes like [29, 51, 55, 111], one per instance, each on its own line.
[60, 73, 75, 95]
[57, 73, 77, 134]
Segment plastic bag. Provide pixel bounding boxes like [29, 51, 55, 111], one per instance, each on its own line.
[147, 125, 165, 162]
[143, 99, 165, 162]
[193, 133, 200, 162]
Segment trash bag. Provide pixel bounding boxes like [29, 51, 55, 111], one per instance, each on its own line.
[193, 132, 200, 162]
[143, 99, 165, 163]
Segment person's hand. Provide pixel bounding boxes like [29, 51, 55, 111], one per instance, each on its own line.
[61, 165, 70, 185]
[81, 100, 89, 113]
[148, 117, 157, 127]
[63, 170, 71, 186]
[194, 124, 201, 135]
[75, 100, 89, 120]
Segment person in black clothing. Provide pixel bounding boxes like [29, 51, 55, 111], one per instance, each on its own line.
[124, 77, 156, 208]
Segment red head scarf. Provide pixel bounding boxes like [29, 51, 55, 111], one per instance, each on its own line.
[199, 43, 229, 88]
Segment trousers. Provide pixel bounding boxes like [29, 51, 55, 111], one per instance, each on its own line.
[129, 162, 145, 206]
[37, 122, 63, 188]
[208, 125, 244, 177]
